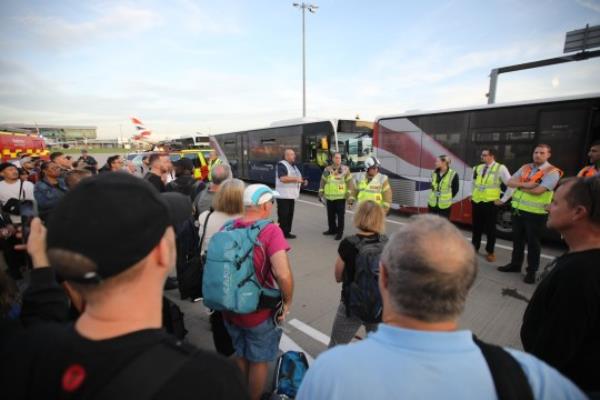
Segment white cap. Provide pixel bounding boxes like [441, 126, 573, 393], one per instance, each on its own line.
[243, 184, 280, 206]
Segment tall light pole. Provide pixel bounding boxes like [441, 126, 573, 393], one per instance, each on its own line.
[293, 2, 318, 118]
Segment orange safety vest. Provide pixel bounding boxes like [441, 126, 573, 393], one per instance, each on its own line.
[577, 165, 599, 178]
[519, 164, 562, 183]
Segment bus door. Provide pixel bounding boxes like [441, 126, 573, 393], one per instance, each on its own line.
[302, 133, 329, 192]
[536, 108, 590, 177]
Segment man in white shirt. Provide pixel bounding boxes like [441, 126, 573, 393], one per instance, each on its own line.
[275, 149, 307, 239]
[0, 163, 35, 224]
[0, 162, 35, 280]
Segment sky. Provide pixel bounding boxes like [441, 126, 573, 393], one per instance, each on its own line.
[0, 0, 599, 139]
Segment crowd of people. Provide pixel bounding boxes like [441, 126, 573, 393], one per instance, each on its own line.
[0, 141, 598, 400]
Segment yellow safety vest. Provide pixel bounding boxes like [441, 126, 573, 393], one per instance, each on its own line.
[428, 169, 456, 209]
[357, 173, 386, 206]
[472, 163, 502, 203]
[511, 164, 562, 215]
[323, 166, 349, 200]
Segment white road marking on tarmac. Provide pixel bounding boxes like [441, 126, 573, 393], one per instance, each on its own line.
[297, 198, 557, 261]
[288, 319, 331, 346]
[279, 333, 315, 364]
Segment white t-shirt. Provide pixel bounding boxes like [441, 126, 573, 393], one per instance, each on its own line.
[198, 210, 243, 254]
[0, 180, 35, 224]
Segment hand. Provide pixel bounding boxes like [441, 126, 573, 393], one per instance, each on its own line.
[277, 302, 290, 324]
[17, 218, 49, 268]
[0, 225, 16, 239]
[494, 200, 504, 206]
[302, 179, 308, 187]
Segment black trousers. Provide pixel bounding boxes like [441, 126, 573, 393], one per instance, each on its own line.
[471, 201, 498, 254]
[277, 198, 295, 235]
[510, 211, 547, 272]
[326, 199, 346, 234]
[428, 205, 451, 219]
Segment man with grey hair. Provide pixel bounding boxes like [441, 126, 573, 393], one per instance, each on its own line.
[297, 214, 585, 400]
[193, 163, 232, 216]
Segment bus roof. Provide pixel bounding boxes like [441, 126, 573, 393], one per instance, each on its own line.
[375, 92, 600, 121]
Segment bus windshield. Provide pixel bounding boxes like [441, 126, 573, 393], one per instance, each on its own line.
[336, 120, 374, 170]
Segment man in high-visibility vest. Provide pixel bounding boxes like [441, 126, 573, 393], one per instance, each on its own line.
[471, 148, 514, 262]
[577, 141, 600, 178]
[319, 152, 354, 240]
[207, 149, 222, 182]
[351, 156, 392, 214]
[498, 144, 563, 284]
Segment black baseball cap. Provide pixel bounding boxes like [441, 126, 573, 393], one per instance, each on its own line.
[47, 172, 191, 283]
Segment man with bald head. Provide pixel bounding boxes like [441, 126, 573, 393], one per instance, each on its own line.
[275, 149, 307, 239]
[298, 214, 585, 400]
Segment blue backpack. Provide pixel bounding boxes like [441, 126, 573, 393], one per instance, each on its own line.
[273, 351, 310, 399]
[345, 234, 388, 323]
[202, 219, 281, 314]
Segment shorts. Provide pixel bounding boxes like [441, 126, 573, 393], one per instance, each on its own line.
[224, 317, 282, 363]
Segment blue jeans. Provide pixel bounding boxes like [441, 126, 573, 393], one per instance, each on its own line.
[224, 318, 282, 363]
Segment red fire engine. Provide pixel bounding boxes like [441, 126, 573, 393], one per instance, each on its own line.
[0, 131, 49, 162]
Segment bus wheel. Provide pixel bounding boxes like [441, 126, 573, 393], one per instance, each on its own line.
[495, 206, 513, 239]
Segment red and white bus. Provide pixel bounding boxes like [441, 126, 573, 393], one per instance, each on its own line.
[374, 93, 600, 236]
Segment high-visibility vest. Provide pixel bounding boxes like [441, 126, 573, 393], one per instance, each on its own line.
[207, 158, 222, 181]
[472, 163, 502, 203]
[275, 160, 302, 199]
[511, 164, 563, 215]
[357, 173, 388, 207]
[323, 165, 349, 200]
[428, 169, 456, 209]
[577, 165, 599, 178]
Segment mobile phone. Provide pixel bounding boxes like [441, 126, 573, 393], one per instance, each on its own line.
[20, 200, 38, 244]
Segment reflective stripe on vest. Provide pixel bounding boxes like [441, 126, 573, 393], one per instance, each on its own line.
[577, 165, 600, 178]
[512, 164, 562, 215]
[324, 166, 348, 200]
[428, 169, 456, 209]
[472, 163, 502, 203]
[357, 173, 385, 205]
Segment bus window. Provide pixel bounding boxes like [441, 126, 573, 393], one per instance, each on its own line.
[337, 133, 373, 170]
[304, 135, 329, 167]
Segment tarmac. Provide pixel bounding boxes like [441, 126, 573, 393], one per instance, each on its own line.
[165, 192, 564, 363]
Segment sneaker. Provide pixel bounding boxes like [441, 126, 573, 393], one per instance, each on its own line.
[497, 263, 521, 273]
[334, 233, 343, 240]
[323, 230, 336, 235]
[284, 233, 297, 239]
[523, 271, 536, 284]
[485, 253, 496, 262]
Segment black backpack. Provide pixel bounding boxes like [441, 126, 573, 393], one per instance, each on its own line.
[176, 209, 213, 301]
[345, 234, 388, 323]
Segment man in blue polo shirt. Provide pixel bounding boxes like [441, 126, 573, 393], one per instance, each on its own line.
[297, 214, 584, 400]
